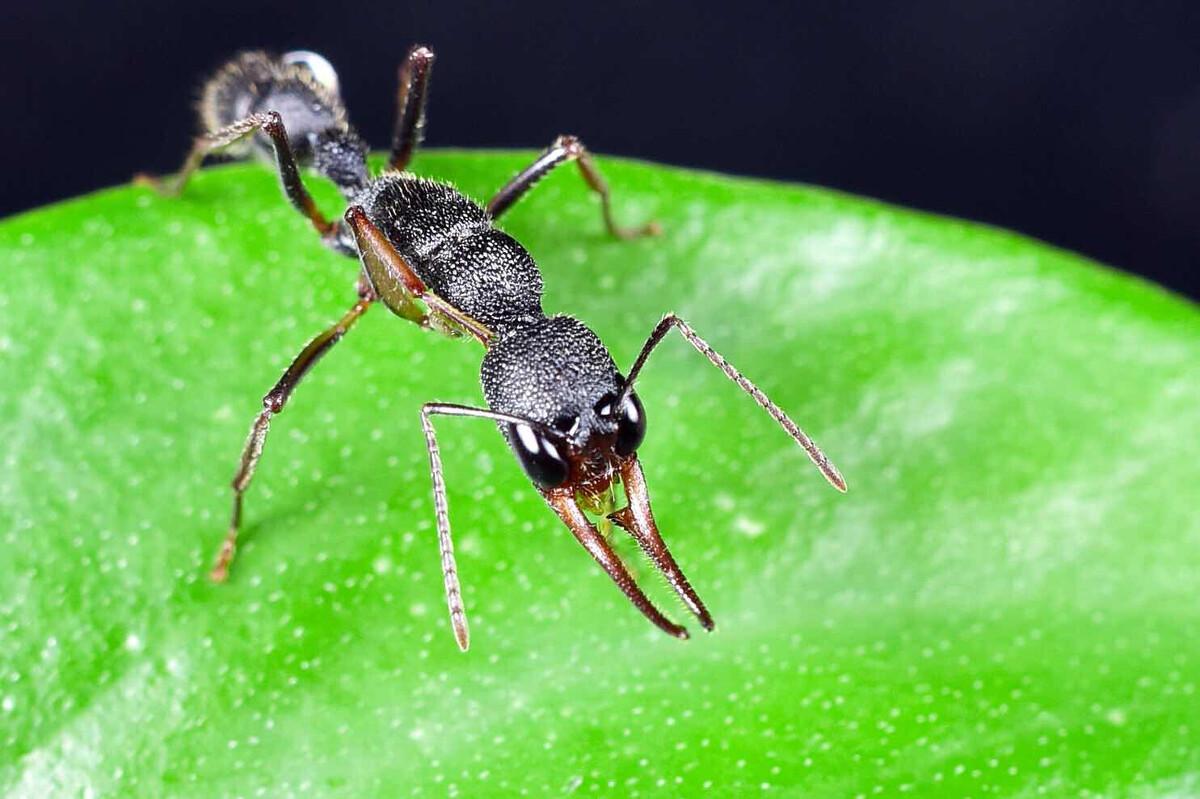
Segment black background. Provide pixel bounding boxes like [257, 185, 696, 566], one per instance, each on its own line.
[5, 1, 1199, 299]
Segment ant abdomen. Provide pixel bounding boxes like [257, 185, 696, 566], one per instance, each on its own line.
[200, 51, 347, 163]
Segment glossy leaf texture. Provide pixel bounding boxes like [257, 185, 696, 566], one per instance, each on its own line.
[1, 153, 1198, 797]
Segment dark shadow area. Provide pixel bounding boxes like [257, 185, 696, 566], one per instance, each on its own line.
[4, 1, 1198, 298]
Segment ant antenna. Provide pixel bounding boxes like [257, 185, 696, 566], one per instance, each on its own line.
[420, 402, 572, 651]
[617, 314, 847, 492]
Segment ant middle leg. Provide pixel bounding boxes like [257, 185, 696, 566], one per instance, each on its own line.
[486, 135, 661, 239]
[210, 293, 372, 582]
[136, 112, 337, 244]
[387, 45, 436, 173]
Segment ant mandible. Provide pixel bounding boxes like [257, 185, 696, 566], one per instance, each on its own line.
[138, 46, 847, 651]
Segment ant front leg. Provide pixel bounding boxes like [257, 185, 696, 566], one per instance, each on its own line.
[487, 135, 661, 240]
[135, 112, 337, 244]
[210, 294, 372, 582]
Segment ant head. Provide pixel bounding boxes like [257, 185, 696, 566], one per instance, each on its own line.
[480, 316, 646, 493]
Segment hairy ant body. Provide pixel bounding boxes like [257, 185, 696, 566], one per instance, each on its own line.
[140, 46, 846, 651]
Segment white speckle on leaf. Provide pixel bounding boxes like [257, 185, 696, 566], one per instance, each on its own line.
[735, 516, 766, 537]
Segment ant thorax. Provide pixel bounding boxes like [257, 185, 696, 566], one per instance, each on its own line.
[354, 175, 544, 333]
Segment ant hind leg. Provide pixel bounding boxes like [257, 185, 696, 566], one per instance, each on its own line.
[487, 135, 661, 240]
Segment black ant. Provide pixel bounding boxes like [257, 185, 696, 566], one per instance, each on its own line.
[139, 46, 846, 651]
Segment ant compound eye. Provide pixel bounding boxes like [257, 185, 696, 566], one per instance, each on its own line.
[614, 391, 646, 455]
[594, 390, 647, 456]
[282, 51, 340, 94]
[508, 423, 570, 489]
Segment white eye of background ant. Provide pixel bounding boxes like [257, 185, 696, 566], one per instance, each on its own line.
[282, 50, 340, 95]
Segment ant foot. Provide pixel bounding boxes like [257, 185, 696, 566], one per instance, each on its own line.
[132, 172, 181, 197]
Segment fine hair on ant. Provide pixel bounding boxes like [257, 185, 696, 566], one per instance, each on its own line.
[139, 45, 846, 651]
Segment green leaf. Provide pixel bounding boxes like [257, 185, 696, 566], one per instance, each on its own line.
[2, 151, 1198, 797]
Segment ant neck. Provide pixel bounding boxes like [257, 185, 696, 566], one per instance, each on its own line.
[491, 311, 550, 339]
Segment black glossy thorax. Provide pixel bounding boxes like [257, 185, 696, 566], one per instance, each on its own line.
[355, 174, 545, 333]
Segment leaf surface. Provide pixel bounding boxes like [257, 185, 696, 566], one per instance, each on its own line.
[1, 153, 1198, 797]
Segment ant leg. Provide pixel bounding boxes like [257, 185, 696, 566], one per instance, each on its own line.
[210, 295, 372, 582]
[345, 205, 495, 344]
[135, 112, 337, 243]
[610, 456, 715, 631]
[620, 314, 848, 492]
[387, 45, 436, 172]
[419, 402, 588, 651]
[544, 489, 689, 639]
[486, 135, 661, 239]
